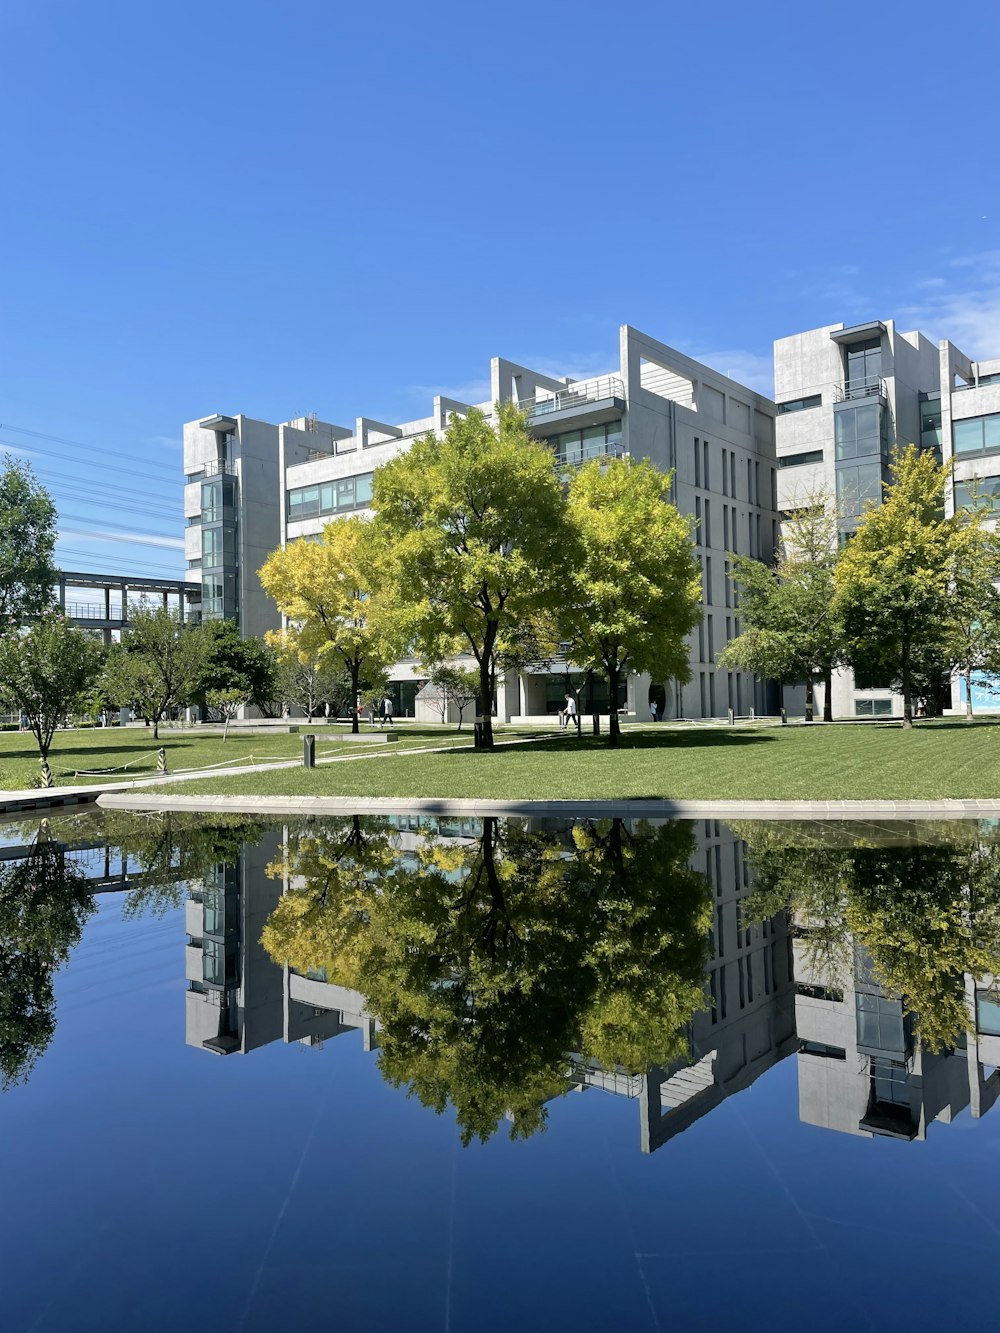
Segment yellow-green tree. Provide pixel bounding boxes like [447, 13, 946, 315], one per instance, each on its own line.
[559, 459, 700, 745]
[372, 404, 572, 748]
[834, 446, 956, 728]
[259, 517, 402, 734]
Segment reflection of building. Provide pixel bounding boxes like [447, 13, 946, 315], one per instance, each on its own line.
[185, 325, 779, 721]
[571, 818, 797, 1153]
[793, 934, 1000, 1141]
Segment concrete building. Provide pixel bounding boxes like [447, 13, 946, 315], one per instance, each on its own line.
[793, 933, 1000, 1142]
[186, 325, 779, 722]
[774, 318, 1000, 718]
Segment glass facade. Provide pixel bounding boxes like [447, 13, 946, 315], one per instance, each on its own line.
[845, 336, 882, 392]
[836, 461, 883, 516]
[287, 472, 374, 522]
[954, 475, 1000, 511]
[551, 420, 622, 467]
[953, 413, 1000, 456]
[834, 401, 886, 460]
[778, 450, 823, 468]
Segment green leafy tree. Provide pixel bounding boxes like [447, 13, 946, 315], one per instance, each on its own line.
[262, 815, 711, 1145]
[0, 612, 101, 764]
[196, 621, 279, 717]
[101, 602, 207, 739]
[259, 517, 403, 734]
[0, 832, 95, 1089]
[720, 503, 844, 721]
[372, 404, 572, 748]
[559, 458, 700, 745]
[0, 456, 58, 627]
[739, 820, 1000, 1054]
[947, 494, 1000, 720]
[835, 446, 957, 728]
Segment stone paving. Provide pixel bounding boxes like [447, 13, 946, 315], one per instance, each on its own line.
[95, 792, 1000, 821]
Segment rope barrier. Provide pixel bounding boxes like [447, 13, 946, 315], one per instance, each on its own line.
[61, 750, 161, 777]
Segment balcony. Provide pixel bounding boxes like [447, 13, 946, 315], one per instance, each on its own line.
[518, 376, 625, 425]
[832, 375, 885, 403]
[186, 459, 238, 481]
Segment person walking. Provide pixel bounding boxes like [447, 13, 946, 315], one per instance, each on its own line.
[564, 692, 577, 733]
[383, 695, 394, 729]
[650, 699, 659, 723]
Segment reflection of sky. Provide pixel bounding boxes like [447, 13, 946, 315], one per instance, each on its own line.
[1, 894, 999, 1332]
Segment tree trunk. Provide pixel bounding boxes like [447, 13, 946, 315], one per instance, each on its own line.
[804, 675, 814, 723]
[965, 665, 975, 721]
[350, 662, 360, 734]
[901, 639, 913, 729]
[607, 663, 621, 748]
[479, 626, 497, 749]
[822, 668, 833, 722]
[153, 716, 159, 740]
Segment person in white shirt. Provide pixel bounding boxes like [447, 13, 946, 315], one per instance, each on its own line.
[564, 693, 577, 731]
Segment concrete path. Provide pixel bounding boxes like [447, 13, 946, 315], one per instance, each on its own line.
[94, 793, 1000, 821]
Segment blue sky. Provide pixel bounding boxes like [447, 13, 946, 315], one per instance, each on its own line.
[2, 0, 999, 582]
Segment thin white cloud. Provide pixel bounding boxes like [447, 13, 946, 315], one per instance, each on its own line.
[58, 529, 185, 551]
[901, 252, 1000, 357]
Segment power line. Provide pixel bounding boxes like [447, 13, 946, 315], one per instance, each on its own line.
[0, 422, 180, 476]
[55, 546, 187, 577]
[58, 512, 185, 542]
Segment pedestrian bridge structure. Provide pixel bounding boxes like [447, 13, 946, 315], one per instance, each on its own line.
[56, 570, 202, 643]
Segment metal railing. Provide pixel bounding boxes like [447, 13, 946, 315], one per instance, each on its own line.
[833, 375, 885, 402]
[187, 460, 238, 480]
[517, 375, 625, 420]
[553, 439, 624, 469]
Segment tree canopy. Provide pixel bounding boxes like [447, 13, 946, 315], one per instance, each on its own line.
[835, 446, 956, 728]
[0, 456, 58, 627]
[372, 404, 572, 747]
[259, 516, 401, 734]
[102, 601, 207, 738]
[560, 458, 700, 744]
[0, 612, 101, 762]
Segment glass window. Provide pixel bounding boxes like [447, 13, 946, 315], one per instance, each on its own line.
[606, 420, 622, 453]
[976, 993, 1000, 1036]
[954, 475, 1000, 511]
[202, 527, 221, 565]
[954, 418, 984, 454]
[857, 461, 882, 509]
[558, 430, 582, 465]
[846, 336, 882, 390]
[779, 450, 824, 468]
[336, 477, 355, 509]
[920, 399, 942, 432]
[582, 425, 605, 460]
[201, 480, 221, 522]
[777, 395, 822, 414]
[857, 993, 906, 1053]
[355, 473, 373, 505]
[836, 466, 859, 515]
[985, 416, 1000, 450]
[835, 409, 857, 459]
[855, 403, 880, 455]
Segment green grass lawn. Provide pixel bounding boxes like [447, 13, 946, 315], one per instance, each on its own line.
[171, 719, 1000, 802]
[0, 723, 471, 789]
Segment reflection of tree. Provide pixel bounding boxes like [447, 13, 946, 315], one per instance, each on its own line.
[0, 832, 94, 1090]
[100, 811, 268, 918]
[740, 821, 1000, 1052]
[263, 816, 712, 1144]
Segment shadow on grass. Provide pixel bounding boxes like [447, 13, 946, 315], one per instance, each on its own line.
[458, 728, 777, 757]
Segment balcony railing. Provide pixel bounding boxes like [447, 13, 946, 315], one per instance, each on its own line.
[518, 376, 625, 421]
[187, 460, 238, 481]
[553, 439, 624, 470]
[833, 375, 885, 403]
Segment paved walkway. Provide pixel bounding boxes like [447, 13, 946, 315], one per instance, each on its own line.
[94, 793, 1000, 821]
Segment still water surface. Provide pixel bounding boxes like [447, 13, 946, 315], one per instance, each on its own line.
[1, 809, 999, 1332]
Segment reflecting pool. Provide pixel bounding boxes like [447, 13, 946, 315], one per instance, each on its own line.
[2, 809, 1000, 1331]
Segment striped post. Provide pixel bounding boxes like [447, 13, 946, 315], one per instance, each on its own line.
[39, 759, 53, 788]
[157, 747, 168, 775]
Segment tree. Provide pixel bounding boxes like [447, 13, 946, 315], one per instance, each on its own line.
[423, 662, 480, 729]
[101, 602, 207, 739]
[0, 613, 101, 764]
[559, 458, 700, 746]
[372, 404, 571, 748]
[946, 494, 1000, 720]
[262, 814, 712, 1145]
[0, 456, 58, 627]
[259, 517, 402, 734]
[266, 627, 353, 719]
[196, 621, 279, 717]
[720, 503, 844, 722]
[834, 446, 957, 728]
[205, 687, 245, 740]
[0, 832, 94, 1089]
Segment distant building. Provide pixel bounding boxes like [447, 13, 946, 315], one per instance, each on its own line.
[184, 325, 779, 722]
